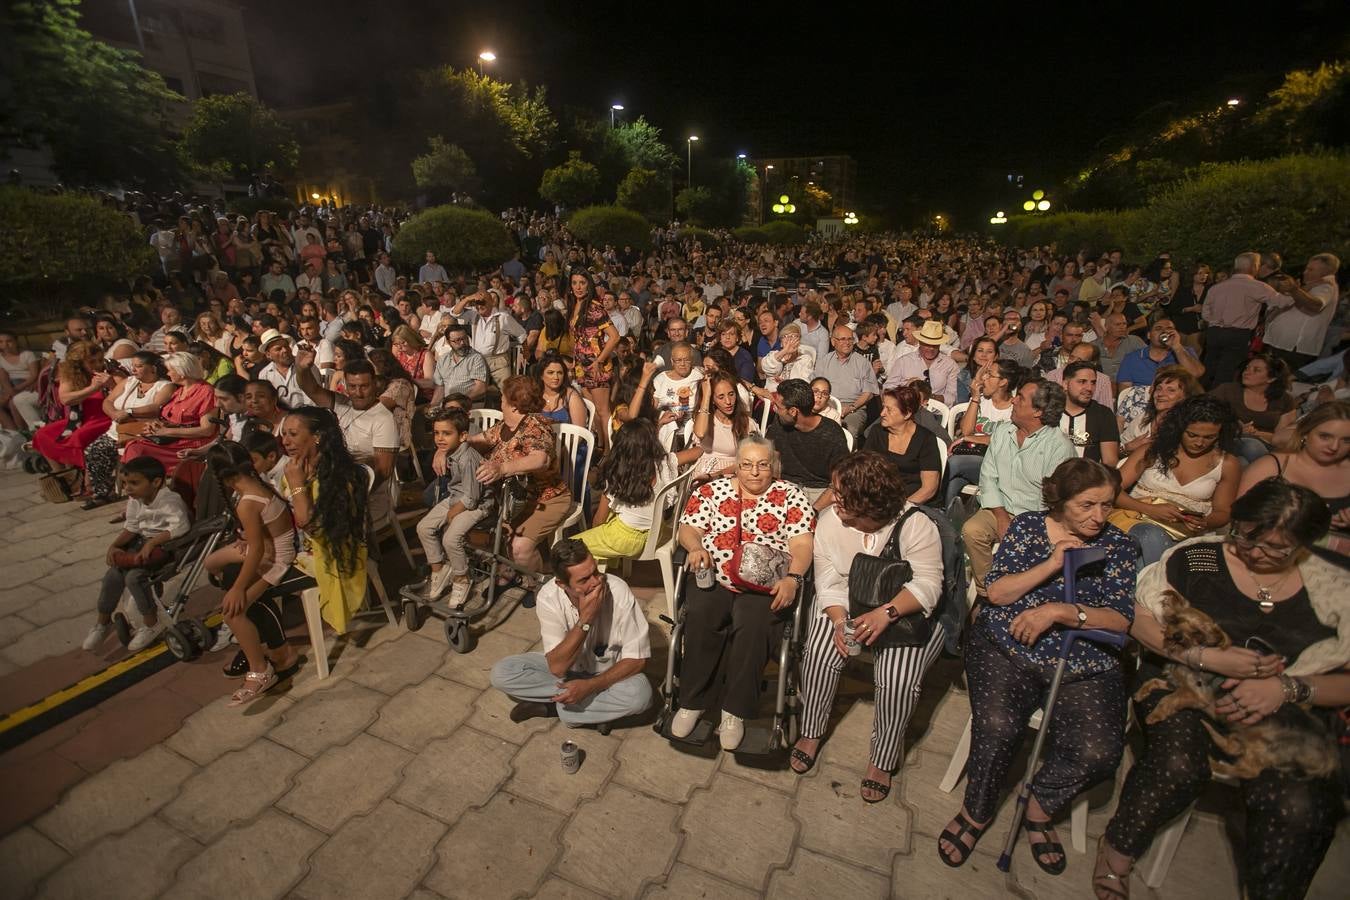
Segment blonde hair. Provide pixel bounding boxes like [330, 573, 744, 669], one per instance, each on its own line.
[58, 340, 101, 389]
[392, 325, 426, 351]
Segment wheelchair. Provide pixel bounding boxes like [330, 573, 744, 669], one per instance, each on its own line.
[653, 547, 809, 756]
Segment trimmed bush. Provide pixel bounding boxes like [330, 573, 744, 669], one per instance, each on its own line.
[1128, 154, 1350, 265]
[391, 205, 515, 273]
[567, 205, 652, 250]
[227, 196, 298, 219]
[760, 221, 805, 245]
[1002, 210, 1140, 257]
[0, 188, 157, 310]
[616, 167, 668, 223]
[676, 227, 720, 247]
[732, 226, 769, 244]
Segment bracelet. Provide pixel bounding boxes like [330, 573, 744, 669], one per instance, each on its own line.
[1279, 674, 1298, 705]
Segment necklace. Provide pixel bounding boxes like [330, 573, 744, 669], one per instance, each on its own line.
[1247, 569, 1294, 613]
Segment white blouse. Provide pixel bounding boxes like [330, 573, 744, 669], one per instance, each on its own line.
[811, 504, 944, 618]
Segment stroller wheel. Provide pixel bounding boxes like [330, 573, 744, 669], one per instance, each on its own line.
[444, 619, 475, 654]
[163, 624, 198, 661]
[33, 457, 51, 474]
[21, 457, 36, 474]
[112, 613, 132, 647]
[403, 600, 424, 632]
[179, 618, 213, 652]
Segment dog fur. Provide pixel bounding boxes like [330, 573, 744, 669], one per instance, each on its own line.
[1136, 591, 1338, 780]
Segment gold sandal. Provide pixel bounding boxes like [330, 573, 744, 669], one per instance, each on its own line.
[227, 663, 277, 707]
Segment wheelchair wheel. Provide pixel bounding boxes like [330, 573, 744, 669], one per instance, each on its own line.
[163, 624, 198, 661]
[403, 600, 424, 632]
[112, 612, 132, 647]
[444, 619, 475, 654]
[179, 618, 213, 653]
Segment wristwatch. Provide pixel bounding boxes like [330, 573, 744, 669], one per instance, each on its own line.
[784, 573, 805, 587]
[885, 605, 901, 622]
[1074, 604, 1087, 627]
[578, 622, 591, 634]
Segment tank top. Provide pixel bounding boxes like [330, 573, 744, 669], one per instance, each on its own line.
[1132, 453, 1226, 515]
[1275, 454, 1350, 515]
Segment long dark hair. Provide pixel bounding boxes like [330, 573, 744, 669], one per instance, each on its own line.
[709, 371, 751, 441]
[594, 419, 667, 507]
[610, 357, 657, 425]
[207, 440, 283, 515]
[1147, 394, 1239, 474]
[367, 347, 412, 387]
[542, 308, 568, 342]
[567, 267, 598, 329]
[1236, 351, 1291, 403]
[965, 336, 997, 377]
[285, 407, 367, 576]
[131, 350, 169, 381]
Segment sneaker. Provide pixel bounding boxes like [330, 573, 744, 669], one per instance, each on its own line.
[670, 707, 703, 739]
[425, 568, 454, 600]
[446, 578, 472, 609]
[718, 711, 745, 751]
[82, 623, 109, 651]
[209, 622, 234, 653]
[127, 623, 163, 653]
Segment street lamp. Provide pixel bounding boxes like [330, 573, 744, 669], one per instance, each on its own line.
[1226, 97, 1241, 107]
[1037, 200, 1051, 211]
[610, 103, 624, 128]
[687, 135, 699, 186]
[477, 50, 496, 74]
[737, 153, 747, 160]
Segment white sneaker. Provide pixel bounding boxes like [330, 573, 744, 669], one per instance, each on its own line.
[718, 711, 745, 751]
[127, 623, 163, 653]
[670, 707, 703, 739]
[210, 622, 234, 653]
[82, 623, 109, 651]
[425, 568, 455, 600]
[446, 578, 472, 609]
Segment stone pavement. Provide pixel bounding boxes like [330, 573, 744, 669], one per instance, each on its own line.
[0, 467, 1347, 899]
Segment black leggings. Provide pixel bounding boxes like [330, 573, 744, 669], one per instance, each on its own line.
[1106, 688, 1342, 900]
[219, 562, 289, 650]
[963, 627, 1126, 822]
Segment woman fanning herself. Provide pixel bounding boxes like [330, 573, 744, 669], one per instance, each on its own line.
[940, 459, 1134, 874]
[280, 407, 370, 635]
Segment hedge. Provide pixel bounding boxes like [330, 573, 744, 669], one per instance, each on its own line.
[732, 226, 769, 244]
[1002, 211, 1141, 258]
[567, 205, 652, 251]
[676, 227, 720, 247]
[391, 205, 515, 273]
[759, 221, 805, 245]
[227, 196, 299, 219]
[0, 188, 157, 310]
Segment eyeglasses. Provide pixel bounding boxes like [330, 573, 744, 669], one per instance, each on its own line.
[1227, 528, 1297, 560]
[738, 461, 772, 473]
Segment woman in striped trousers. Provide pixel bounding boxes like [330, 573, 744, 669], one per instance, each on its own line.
[790, 452, 948, 803]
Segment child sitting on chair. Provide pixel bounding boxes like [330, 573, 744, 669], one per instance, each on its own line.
[82, 456, 191, 653]
[412, 408, 489, 607]
[243, 427, 288, 492]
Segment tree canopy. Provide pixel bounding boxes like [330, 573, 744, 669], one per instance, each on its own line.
[616, 168, 670, 222]
[179, 93, 299, 181]
[539, 152, 601, 209]
[411, 137, 479, 196]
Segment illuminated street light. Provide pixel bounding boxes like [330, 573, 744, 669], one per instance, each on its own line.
[687, 135, 699, 186]
[1032, 189, 1045, 200]
[477, 50, 496, 74]
[737, 153, 747, 160]
[772, 204, 785, 214]
[1226, 98, 1241, 107]
[610, 103, 624, 127]
[1023, 200, 1036, 211]
[1037, 199, 1051, 211]
[311, 193, 321, 200]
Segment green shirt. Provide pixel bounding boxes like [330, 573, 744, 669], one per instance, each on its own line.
[979, 422, 1075, 517]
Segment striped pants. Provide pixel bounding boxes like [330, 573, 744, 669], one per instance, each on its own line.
[799, 613, 946, 771]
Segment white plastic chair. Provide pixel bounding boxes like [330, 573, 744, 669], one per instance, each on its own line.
[842, 428, 854, 452]
[947, 401, 970, 440]
[1139, 775, 1238, 888]
[599, 468, 695, 622]
[381, 463, 418, 570]
[926, 398, 952, 433]
[828, 396, 844, 418]
[556, 423, 595, 534]
[581, 396, 597, 432]
[468, 408, 503, 435]
[938, 709, 1091, 854]
[934, 432, 948, 480]
[758, 397, 772, 434]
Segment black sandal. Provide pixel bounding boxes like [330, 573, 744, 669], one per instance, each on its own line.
[860, 777, 891, 804]
[788, 745, 817, 775]
[938, 811, 988, 868]
[1025, 818, 1066, 876]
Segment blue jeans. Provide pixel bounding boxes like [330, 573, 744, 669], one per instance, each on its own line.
[1234, 435, 1271, 465]
[1131, 524, 1175, 571]
[490, 652, 652, 726]
[944, 453, 985, 509]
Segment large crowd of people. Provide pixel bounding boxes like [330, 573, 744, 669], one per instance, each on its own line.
[7, 194, 1349, 899]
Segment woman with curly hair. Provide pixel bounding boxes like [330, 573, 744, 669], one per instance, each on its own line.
[575, 418, 680, 568]
[1112, 394, 1242, 567]
[279, 406, 370, 634]
[567, 269, 620, 449]
[205, 441, 299, 706]
[32, 341, 118, 484]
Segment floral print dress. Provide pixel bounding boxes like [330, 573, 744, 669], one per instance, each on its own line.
[570, 300, 615, 389]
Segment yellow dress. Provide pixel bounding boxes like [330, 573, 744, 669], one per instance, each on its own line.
[283, 475, 369, 633]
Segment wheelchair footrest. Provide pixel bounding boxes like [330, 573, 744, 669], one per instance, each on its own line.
[658, 715, 717, 747]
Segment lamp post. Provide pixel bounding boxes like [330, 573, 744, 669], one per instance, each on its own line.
[687, 135, 699, 187]
[761, 164, 774, 224]
[610, 103, 624, 128]
[477, 50, 496, 75]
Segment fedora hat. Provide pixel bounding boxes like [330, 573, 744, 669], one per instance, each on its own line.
[914, 320, 950, 346]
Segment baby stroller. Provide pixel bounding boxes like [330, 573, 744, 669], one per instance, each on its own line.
[653, 547, 809, 755]
[399, 474, 538, 655]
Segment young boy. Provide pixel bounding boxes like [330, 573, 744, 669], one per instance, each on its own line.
[412, 409, 489, 607]
[242, 429, 288, 492]
[83, 457, 191, 653]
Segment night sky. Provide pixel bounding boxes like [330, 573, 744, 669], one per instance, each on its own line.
[246, 0, 1350, 224]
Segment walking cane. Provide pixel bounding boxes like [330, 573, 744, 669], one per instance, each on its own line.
[996, 546, 1128, 873]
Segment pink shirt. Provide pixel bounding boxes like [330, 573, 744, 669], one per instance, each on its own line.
[1201, 273, 1283, 330]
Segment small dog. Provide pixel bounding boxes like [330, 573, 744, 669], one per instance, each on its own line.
[1135, 591, 1338, 780]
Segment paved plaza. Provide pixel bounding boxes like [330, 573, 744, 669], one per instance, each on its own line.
[0, 468, 1346, 899]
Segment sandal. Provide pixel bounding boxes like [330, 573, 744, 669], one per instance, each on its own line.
[1092, 836, 1131, 899]
[81, 495, 115, 511]
[860, 776, 891, 804]
[1025, 817, 1066, 876]
[227, 663, 276, 707]
[938, 810, 988, 868]
[788, 743, 817, 775]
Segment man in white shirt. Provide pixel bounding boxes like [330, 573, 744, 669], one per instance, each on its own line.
[885, 284, 918, 337]
[374, 252, 398, 297]
[885, 321, 961, 405]
[418, 251, 449, 285]
[490, 540, 652, 726]
[458, 291, 523, 389]
[290, 214, 321, 256]
[1264, 253, 1341, 372]
[296, 261, 324, 295]
[257, 329, 317, 409]
[651, 343, 703, 445]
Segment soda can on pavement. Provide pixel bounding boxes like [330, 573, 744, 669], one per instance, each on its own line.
[843, 618, 862, 657]
[561, 740, 581, 774]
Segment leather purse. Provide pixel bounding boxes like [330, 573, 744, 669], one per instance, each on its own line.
[847, 508, 933, 648]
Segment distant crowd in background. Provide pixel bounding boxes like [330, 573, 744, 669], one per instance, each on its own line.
[3, 194, 1348, 900]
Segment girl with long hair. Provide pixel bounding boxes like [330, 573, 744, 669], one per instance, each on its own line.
[280, 407, 370, 633]
[204, 441, 299, 706]
[690, 370, 757, 480]
[535, 352, 588, 427]
[576, 418, 680, 567]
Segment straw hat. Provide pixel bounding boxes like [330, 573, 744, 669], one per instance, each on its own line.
[915, 320, 951, 346]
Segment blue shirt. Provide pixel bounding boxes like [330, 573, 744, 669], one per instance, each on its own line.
[982, 512, 1136, 675]
[755, 334, 782, 359]
[1116, 346, 1196, 387]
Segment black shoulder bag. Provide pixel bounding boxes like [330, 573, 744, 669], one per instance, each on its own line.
[847, 508, 932, 648]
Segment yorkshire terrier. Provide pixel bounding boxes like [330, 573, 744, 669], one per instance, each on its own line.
[1134, 591, 1338, 780]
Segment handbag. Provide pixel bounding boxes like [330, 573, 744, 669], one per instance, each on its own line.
[38, 467, 82, 504]
[1107, 498, 1199, 542]
[949, 440, 987, 456]
[116, 419, 153, 447]
[726, 494, 790, 594]
[847, 508, 934, 648]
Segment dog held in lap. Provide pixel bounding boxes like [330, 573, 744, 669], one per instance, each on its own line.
[1135, 591, 1338, 780]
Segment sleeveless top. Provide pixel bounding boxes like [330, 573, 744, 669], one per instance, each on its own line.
[105, 379, 171, 444]
[1132, 453, 1225, 515]
[236, 491, 298, 585]
[1275, 453, 1350, 515]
